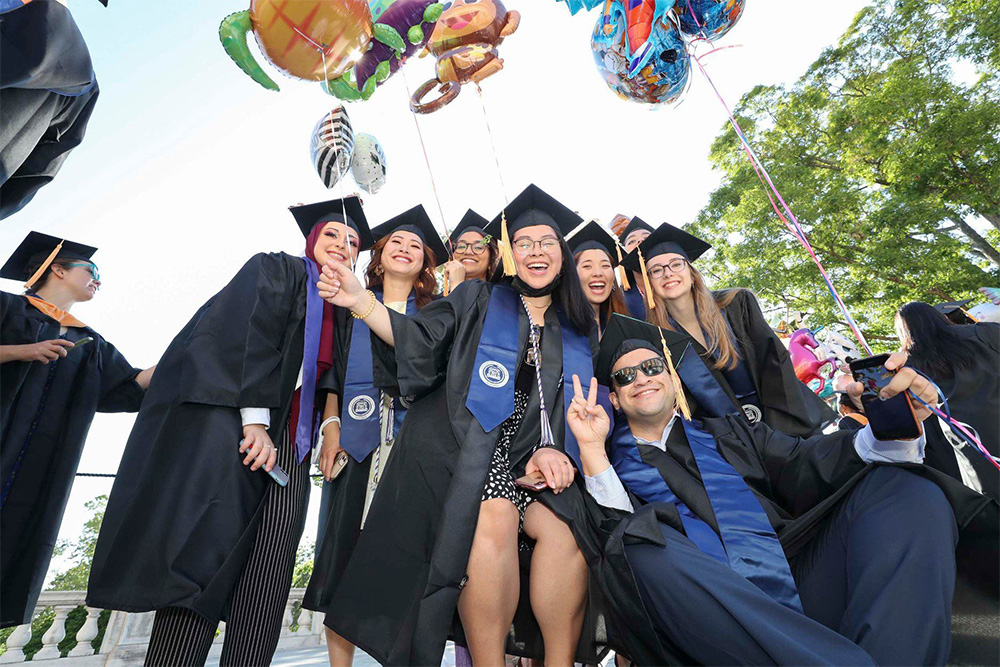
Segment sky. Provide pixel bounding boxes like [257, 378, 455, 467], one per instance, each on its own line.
[1, 0, 872, 581]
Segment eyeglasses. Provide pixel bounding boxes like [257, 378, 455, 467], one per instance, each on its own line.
[513, 238, 560, 255]
[454, 240, 489, 255]
[611, 357, 667, 386]
[647, 258, 688, 280]
[64, 262, 100, 282]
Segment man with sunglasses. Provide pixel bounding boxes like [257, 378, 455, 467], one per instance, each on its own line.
[566, 314, 998, 666]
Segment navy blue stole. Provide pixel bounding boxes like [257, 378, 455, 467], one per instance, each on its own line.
[623, 285, 646, 320]
[466, 285, 595, 469]
[340, 290, 416, 462]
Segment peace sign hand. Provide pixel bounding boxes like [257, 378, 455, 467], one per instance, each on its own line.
[568, 374, 611, 450]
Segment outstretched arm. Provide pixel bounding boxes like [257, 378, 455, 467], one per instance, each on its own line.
[318, 261, 395, 347]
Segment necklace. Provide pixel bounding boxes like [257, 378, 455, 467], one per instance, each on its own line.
[521, 295, 556, 448]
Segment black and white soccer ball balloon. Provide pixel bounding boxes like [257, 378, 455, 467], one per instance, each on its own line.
[351, 132, 387, 194]
[311, 106, 354, 189]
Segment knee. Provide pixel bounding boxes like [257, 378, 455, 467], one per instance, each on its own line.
[861, 467, 957, 545]
[473, 499, 519, 552]
[528, 506, 586, 564]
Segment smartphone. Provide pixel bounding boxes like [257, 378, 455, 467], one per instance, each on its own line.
[330, 451, 349, 480]
[72, 336, 94, 349]
[238, 439, 289, 487]
[849, 354, 922, 440]
[513, 470, 549, 491]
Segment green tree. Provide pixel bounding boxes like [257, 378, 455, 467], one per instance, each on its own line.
[692, 0, 1000, 341]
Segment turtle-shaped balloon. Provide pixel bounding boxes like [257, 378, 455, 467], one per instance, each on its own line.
[219, 0, 379, 91]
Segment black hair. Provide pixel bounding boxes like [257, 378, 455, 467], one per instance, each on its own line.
[897, 301, 977, 378]
[22, 259, 70, 293]
[555, 237, 597, 334]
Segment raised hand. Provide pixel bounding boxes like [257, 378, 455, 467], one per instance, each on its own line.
[568, 374, 611, 448]
[845, 352, 938, 423]
[318, 260, 366, 309]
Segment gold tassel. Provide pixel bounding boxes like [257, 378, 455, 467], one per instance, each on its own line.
[638, 247, 655, 310]
[659, 327, 691, 420]
[24, 240, 64, 290]
[499, 210, 516, 276]
[614, 242, 631, 291]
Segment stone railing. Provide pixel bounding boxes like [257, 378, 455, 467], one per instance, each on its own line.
[0, 589, 323, 665]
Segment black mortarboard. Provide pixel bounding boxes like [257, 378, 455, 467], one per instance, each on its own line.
[371, 204, 448, 267]
[449, 209, 491, 245]
[621, 222, 711, 273]
[289, 196, 373, 250]
[934, 300, 977, 324]
[618, 216, 655, 245]
[568, 221, 620, 266]
[487, 184, 582, 238]
[1, 231, 98, 286]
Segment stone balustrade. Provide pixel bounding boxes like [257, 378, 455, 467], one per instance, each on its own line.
[0, 589, 323, 665]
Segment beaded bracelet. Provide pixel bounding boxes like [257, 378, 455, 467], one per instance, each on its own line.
[352, 290, 377, 320]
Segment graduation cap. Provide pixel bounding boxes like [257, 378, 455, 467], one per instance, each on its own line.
[620, 223, 712, 312]
[289, 196, 374, 251]
[568, 221, 619, 263]
[370, 204, 448, 267]
[488, 184, 583, 275]
[934, 299, 977, 324]
[449, 209, 491, 246]
[618, 216, 655, 247]
[1, 231, 98, 289]
[596, 314, 692, 420]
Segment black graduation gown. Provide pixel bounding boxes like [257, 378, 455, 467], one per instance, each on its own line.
[322, 280, 610, 666]
[711, 289, 835, 437]
[596, 414, 999, 666]
[1, 292, 143, 628]
[0, 0, 100, 219]
[86, 252, 309, 622]
[908, 322, 999, 457]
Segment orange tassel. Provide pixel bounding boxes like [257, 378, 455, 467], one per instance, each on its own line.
[638, 247, 655, 310]
[499, 210, 516, 276]
[24, 240, 64, 290]
[659, 327, 691, 420]
[614, 242, 631, 291]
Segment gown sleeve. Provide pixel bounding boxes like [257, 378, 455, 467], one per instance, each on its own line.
[178, 253, 301, 410]
[96, 337, 144, 412]
[370, 281, 479, 398]
[747, 420, 868, 517]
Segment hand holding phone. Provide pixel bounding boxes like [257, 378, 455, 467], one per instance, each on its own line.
[71, 336, 94, 349]
[513, 470, 549, 492]
[848, 354, 926, 440]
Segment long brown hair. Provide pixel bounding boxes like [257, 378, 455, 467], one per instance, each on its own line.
[573, 249, 630, 325]
[647, 263, 741, 370]
[365, 235, 438, 309]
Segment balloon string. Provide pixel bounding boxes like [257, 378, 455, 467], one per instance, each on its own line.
[475, 83, 510, 208]
[321, 49, 356, 272]
[908, 370, 999, 471]
[400, 67, 452, 244]
[690, 51, 873, 356]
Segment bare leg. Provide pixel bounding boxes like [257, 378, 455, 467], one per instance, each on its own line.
[458, 498, 521, 666]
[523, 503, 588, 667]
[324, 627, 355, 667]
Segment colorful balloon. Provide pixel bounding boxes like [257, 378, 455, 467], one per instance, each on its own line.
[676, 0, 746, 41]
[591, 2, 690, 106]
[220, 0, 373, 91]
[351, 132, 388, 194]
[410, 0, 521, 114]
[325, 1, 445, 102]
[789, 328, 836, 394]
[311, 106, 354, 189]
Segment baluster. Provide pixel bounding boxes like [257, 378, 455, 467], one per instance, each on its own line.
[296, 608, 312, 633]
[0, 623, 32, 663]
[68, 607, 101, 657]
[33, 605, 70, 660]
[311, 610, 325, 638]
[279, 602, 293, 638]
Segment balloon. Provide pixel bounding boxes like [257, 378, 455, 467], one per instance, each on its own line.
[969, 302, 1000, 323]
[219, 0, 373, 91]
[553, 0, 604, 15]
[676, 0, 746, 41]
[410, 0, 521, 114]
[325, 1, 445, 102]
[351, 132, 388, 194]
[819, 329, 862, 367]
[591, 2, 690, 106]
[789, 328, 836, 394]
[311, 106, 354, 189]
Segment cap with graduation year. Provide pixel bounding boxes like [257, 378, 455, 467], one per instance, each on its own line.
[621, 222, 711, 273]
[1, 231, 98, 287]
[370, 204, 448, 267]
[618, 216, 656, 246]
[289, 196, 374, 251]
[568, 220, 621, 266]
[596, 313, 692, 419]
[449, 209, 491, 246]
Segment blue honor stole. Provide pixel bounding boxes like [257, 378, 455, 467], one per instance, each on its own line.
[465, 285, 595, 469]
[340, 290, 416, 463]
[623, 285, 647, 321]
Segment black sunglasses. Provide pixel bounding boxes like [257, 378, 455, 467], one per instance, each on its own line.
[612, 357, 666, 386]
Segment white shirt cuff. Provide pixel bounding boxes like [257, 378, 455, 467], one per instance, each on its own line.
[240, 407, 271, 429]
[584, 466, 634, 513]
[853, 423, 925, 464]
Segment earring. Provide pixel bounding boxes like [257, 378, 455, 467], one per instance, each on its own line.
[375, 264, 384, 276]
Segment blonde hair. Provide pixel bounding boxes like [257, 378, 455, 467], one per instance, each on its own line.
[647, 263, 741, 371]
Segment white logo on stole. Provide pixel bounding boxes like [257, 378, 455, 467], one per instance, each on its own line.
[348, 395, 376, 420]
[478, 361, 509, 389]
[742, 404, 763, 424]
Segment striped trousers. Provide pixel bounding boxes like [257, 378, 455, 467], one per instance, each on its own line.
[144, 429, 311, 667]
